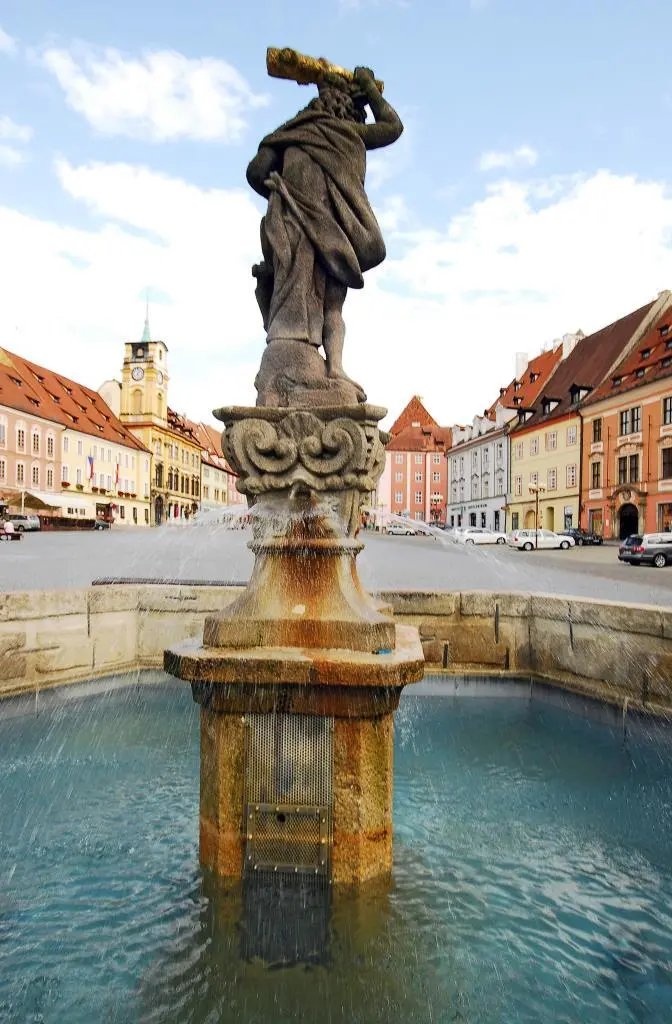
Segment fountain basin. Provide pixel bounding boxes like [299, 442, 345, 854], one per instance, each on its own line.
[1, 674, 671, 1023]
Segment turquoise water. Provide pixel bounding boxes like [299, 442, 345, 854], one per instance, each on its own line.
[1, 680, 671, 1023]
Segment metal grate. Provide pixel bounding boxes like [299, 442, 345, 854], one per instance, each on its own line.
[244, 713, 333, 877]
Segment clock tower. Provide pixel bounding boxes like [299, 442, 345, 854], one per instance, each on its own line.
[120, 311, 169, 426]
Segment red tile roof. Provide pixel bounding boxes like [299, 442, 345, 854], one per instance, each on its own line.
[386, 397, 451, 452]
[583, 309, 672, 405]
[511, 299, 659, 433]
[0, 347, 148, 452]
[487, 346, 563, 415]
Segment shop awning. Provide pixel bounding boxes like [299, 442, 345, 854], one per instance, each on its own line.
[0, 488, 64, 510]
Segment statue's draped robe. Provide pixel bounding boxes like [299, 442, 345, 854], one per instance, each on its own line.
[258, 109, 386, 347]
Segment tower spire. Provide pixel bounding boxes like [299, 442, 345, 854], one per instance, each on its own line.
[141, 291, 151, 343]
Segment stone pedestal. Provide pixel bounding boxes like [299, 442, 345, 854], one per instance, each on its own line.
[164, 404, 425, 885]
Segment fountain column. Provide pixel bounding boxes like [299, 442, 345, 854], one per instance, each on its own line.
[165, 404, 424, 885]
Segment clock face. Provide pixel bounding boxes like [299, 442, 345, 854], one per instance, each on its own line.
[156, 371, 164, 384]
[131, 366, 144, 381]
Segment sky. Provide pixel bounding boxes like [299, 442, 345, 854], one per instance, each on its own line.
[2, 0, 672, 428]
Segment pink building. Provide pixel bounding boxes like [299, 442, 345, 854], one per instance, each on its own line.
[376, 397, 452, 525]
[0, 401, 63, 507]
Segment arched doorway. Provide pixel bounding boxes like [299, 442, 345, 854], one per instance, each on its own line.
[619, 503, 638, 539]
[524, 509, 536, 528]
[154, 496, 164, 526]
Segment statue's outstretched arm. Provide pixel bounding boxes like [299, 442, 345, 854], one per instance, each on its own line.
[353, 67, 403, 151]
[246, 145, 281, 199]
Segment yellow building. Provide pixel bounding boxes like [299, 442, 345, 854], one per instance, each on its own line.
[507, 298, 668, 533]
[100, 314, 201, 524]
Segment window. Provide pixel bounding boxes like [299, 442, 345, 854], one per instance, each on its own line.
[0, 418, 5, 448]
[514, 475, 522, 496]
[47, 434, 54, 457]
[483, 479, 489, 497]
[515, 442, 523, 459]
[530, 438, 538, 456]
[394, 491, 403, 502]
[76, 468, 82, 485]
[77, 439, 83, 455]
[496, 442, 503, 461]
[529, 472, 538, 486]
[32, 431, 40, 454]
[414, 512, 423, 521]
[545, 431, 557, 451]
[47, 467, 53, 488]
[511, 512, 519, 530]
[566, 425, 577, 445]
[133, 507, 138, 524]
[414, 471, 422, 482]
[481, 512, 487, 528]
[107, 449, 112, 462]
[432, 472, 441, 482]
[415, 455, 422, 465]
[0, 459, 5, 481]
[471, 480, 478, 498]
[592, 418, 602, 443]
[119, 505, 125, 519]
[592, 462, 601, 489]
[414, 491, 423, 504]
[62, 464, 69, 482]
[16, 462, 24, 484]
[663, 448, 672, 479]
[395, 454, 403, 464]
[92, 445, 97, 459]
[664, 397, 672, 426]
[31, 465, 39, 486]
[432, 454, 441, 465]
[629, 454, 639, 483]
[618, 457, 627, 485]
[395, 472, 403, 482]
[17, 427, 25, 451]
[566, 464, 577, 488]
[495, 473, 504, 495]
[472, 451, 478, 464]
[547, 468, 557, 490]
[63, 436, 69, 453]
[619, 407, 641, 436]
[145, 509, 150, 524]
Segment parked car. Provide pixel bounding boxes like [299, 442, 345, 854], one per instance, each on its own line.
[617, 534, 642, 561]
[618, 532, 672, 568]
[508, 528, 575, 551]
[94, 520, 112, 530]
[456, 527, 507, 546]
[386, 523, 417, 536]
[560, 527, 603, 546]
[6, 513, 41, 532]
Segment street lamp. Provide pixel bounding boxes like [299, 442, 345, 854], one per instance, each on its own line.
[528, 484, 546, 549]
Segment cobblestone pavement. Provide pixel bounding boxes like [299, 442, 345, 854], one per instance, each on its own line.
[2, 526, 672, 607]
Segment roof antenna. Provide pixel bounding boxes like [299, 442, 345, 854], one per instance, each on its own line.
[142, 288, 151, 343]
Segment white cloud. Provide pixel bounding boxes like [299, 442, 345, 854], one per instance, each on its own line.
[41, 45, 268, 141]
[0, 25, 16, 55]
[0, 115, 32, 142]
[0, 145, 25, 167]
[1, 160, 672, 432]
[479, 145, 538, 172]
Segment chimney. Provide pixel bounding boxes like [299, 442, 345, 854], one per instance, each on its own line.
[561, 331, 583, 361]
[515, 352, 528, 380]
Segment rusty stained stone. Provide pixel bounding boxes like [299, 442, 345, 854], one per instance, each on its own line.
[332, 714, 394, 884]
[192, 681, 403, 718]
[165, 624, 424, 691]
[199, 708, 245, 877]
[203, 523, 395, 654]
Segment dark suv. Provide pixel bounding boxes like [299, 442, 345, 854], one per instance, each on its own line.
[619, 533, 672, 568]
[560, 527, 603, 546]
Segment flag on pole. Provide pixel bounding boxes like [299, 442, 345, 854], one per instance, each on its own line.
[87, 455, 94, 481]
[115, 461, 120, 486]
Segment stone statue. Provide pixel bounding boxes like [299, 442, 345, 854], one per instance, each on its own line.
[246, 58, 403, 408]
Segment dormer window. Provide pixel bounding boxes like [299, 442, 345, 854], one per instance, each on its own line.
[613, 376, 622, 387]
[514, 381, 522, 391]
[9, 375, 22, 387]
[635, 368, 645, 378]
[513, 396, 521, 405]
[641, 348, 651, 359]
[499, 387, 506, 396]
[662, 357, 672, 368]
[660, 325, 670, 337]
[530, 372, 539, 382]
[667, 339, 672, 350]
[542, 398, 560, 414]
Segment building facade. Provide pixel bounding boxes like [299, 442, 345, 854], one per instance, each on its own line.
[581, 306, 672, 538]
[507, 295, 672, 534]
[191, 421, 243, 512]
[100, 318, 201, 524]
[0, 347, 150, 525]
[446, 346, 564, 531]
[376, 397, 451, 525]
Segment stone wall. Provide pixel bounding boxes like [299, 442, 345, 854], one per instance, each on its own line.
[1, 586, 670, 715]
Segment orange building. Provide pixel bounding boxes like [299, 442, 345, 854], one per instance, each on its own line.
[376, 397, 452, 525]
[580, 307, 672, 539]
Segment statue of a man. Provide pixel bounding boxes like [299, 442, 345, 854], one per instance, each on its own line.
[246, 66, 403, 407]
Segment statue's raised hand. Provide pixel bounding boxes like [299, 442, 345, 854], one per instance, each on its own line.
[354, 66, 378, 91]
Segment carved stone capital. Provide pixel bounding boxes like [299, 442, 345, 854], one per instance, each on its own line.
[215, 404, 388, 499]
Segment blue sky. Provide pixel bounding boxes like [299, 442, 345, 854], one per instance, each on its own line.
[2, 0, 672, 425]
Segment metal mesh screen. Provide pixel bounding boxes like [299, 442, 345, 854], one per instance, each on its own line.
[244, 713, 333, 877]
